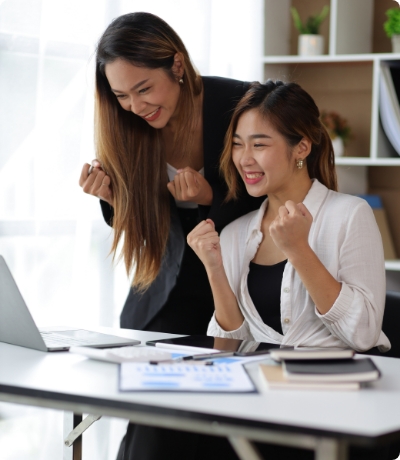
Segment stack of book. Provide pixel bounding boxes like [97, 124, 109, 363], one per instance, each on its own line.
[259, 349, 381, 391]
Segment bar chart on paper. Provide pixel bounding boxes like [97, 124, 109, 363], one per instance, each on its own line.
[119, 362, 256, 392]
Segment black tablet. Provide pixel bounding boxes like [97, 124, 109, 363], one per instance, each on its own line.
[146, 335, 281, 356]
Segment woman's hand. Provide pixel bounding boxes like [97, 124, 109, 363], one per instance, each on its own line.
[188, 219, 244, 330]
[269, 200, 313, 259]
[187, 219, 222, 273]
[167, 167, 213, 206]
[79, 160, 114, 206]
[270, 200, 341, 315]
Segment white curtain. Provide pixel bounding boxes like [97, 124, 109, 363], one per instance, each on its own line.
[0, 1, 263, 459]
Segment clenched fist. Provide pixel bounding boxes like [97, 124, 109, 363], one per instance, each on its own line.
[79, 160, 114, 206]
[187, 219, 222, 273]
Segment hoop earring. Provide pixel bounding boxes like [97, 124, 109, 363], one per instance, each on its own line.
[179, 77, 184, 85]
[296, 159, 304, 170]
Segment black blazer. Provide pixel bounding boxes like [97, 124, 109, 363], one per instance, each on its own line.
[100, 76, 264, 330]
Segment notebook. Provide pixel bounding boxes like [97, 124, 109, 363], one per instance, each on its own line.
[283, 358, 380, 383]
[269, 348, 355, 362]
[259, 364, 360, 391]
[0, 255, 140, 351]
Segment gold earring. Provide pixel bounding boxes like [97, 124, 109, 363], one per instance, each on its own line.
[296, 159, 304, 169]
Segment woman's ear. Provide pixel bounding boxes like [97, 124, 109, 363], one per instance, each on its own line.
[172, 52, 184, 79]
[295, 137, 312, 160]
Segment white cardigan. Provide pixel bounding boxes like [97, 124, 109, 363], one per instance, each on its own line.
[207, 180, 390, 352]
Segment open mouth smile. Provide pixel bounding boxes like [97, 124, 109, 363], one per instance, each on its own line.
[244, 172, 264, 185]
[143, 107, 161, 121]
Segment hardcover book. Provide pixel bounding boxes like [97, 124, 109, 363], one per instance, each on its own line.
[283, 358, 380, 383]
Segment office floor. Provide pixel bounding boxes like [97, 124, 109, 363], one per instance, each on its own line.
[0, 403, 127, 460]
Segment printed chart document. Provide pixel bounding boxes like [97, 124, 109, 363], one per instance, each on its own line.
[119, 362, 255, 392]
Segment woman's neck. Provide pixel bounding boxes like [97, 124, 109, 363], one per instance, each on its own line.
[163, 89, 203, 137]
[163, 90, 204, 170]
[264, 176, 313, 220]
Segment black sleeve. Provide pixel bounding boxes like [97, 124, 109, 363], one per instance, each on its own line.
[100, 199, 114, 226]
[200, 76, 264, 233]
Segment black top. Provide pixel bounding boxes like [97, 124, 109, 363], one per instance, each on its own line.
[247, 260, 287, 335]
[100, 76, 265, 332]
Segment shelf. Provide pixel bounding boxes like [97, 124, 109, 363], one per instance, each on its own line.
[262, 0, 400, 283]
[261, 53, 400, 64]
[264, 0, 395, 57]
[263, 60, 374, 159]
[335, 158, 400, 166]
[385, 261, 400, 272]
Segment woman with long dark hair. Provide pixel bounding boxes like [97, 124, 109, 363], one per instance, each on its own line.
[79, 11, 263, 460]
[79, 11, 263, 334]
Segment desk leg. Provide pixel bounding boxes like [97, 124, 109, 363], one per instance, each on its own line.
[63, 413, 83, 460]
[316, 438, 348, 460]
[228, 436, 264, 460]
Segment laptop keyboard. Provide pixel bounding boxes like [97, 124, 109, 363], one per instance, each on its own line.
[41, 332, 99, 347]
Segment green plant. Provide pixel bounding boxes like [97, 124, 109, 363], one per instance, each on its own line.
[384, 8, 400, 38]
[321, 110, 352, 145]
[291, 5, 329, 35]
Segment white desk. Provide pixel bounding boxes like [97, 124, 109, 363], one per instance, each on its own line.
[1, 327, 400, 460]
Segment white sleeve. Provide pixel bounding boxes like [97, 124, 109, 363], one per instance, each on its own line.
[206, 218, 254, 341]
[207, 312, 254, 340]
[316, 201, 388, 351]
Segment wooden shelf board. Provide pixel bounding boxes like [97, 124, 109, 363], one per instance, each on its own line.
[335, 158, 400, 166]
[385, 261, 400, 272]
[261, 53, 400, 64]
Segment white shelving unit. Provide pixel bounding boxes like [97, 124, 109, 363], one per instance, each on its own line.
[263, 0, 400, 281]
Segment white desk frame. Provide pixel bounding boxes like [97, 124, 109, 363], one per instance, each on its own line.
[1, 328, 400, 460]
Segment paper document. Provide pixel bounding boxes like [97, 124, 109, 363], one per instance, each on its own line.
[119, 362, 255, 392]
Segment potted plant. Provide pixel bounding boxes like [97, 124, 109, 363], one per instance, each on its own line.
[321, 110, 352, 157]
[384, 7, 400, 53]
[291, 5, 329, 56]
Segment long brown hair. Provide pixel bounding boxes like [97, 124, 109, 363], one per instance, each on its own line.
[221, 80, 337, 200]
[95, 12, 202, 291]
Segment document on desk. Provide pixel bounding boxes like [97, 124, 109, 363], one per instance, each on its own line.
[119, 362, 256, 392]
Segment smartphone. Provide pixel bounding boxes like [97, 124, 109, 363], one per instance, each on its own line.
[146, 335, 281, 356]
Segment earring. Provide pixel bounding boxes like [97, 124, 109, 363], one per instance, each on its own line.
[179, 77, 184, 85]
[296, 159, 304, 170]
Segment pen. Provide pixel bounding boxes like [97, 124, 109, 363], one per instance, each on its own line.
[149, 358, 214, 365]
[184, 351, 235, 360]
[149, 350, 235, 365]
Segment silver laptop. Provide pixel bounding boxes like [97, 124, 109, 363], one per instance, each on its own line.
[0, 255, 140, 351]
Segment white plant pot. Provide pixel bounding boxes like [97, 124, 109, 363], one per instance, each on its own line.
[331, 136, 344, 157]
[298, 34, 324, 56]
[392, 35, 400, 54]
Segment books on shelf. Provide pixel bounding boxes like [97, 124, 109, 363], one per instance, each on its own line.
[259, 357, 380, 391]
[379, 62, 400, 156]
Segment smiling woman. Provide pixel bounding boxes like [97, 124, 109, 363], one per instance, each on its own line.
[187, 83, 391, 460]
[188, 80, 389, 352]
[78, 10, 264, 460]
[105, 60, 182, 127]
